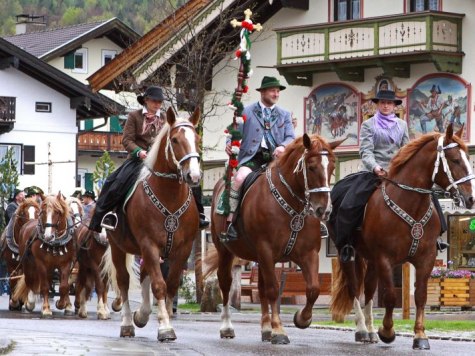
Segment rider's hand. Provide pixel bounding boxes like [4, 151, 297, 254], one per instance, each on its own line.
[273, 146, 285, 158]
[373, 166, 386, 177]
[225, 143, 232, 156]
[138, 150, 148, 160]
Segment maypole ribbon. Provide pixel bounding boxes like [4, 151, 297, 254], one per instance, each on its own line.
[222, 9, 262, 215]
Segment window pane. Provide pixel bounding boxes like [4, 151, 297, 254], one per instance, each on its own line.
[415, 0, 425, 11]
[352, 0, 360, 19]
[338, 0, 347, 21]
[74, 53, 83, 69]
[429, 0, 438, 10]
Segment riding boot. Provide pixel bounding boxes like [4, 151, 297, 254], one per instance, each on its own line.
[221, 188, 239, 241]
[436, 238, 449, 252]
[192, 186, 210, 229]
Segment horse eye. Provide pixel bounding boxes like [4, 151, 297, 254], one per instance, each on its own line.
[172, 137, 178, 144]
[451, 159, 461, 164]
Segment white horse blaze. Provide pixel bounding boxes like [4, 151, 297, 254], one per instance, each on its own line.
[321, 155, 332, 213]
[44, 209, 53, 239]
[182, 127, 201, 183]
[461, 151, 475, 194]
[27, 206, 36, 219]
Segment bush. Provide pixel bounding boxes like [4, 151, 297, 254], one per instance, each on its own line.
[179, 272, 196, 303]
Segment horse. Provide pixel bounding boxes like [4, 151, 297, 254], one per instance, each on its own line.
[74, 207, 114, 320]
[13, 192, 77, 317]
[101, 107, 201, 341]
[0, 198, 40, 310]
[329, 124, 475, 350]
[206, 133, 343, 344]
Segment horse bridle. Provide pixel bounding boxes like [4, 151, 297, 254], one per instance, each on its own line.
[150, 122, 201, 183]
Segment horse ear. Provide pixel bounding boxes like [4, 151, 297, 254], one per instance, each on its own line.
[190, 107, 200, 126]
[329, 136, 348, 150]
[56, 191, 62, 200]
[455, 123, 465, 138]
[166, 107, 176, 126]
[445, 123, 454, 144]
[303, 133, 312, 149]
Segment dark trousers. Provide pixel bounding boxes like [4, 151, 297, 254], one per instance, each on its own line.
[192, 186, 205, 215]
[89, 158, 142, 232]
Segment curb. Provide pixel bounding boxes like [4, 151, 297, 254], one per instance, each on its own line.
[0, 338, 14, 354]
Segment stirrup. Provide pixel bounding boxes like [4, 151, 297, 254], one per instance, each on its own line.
[101, 212, 118, 231]
[436, 238, 449, 252]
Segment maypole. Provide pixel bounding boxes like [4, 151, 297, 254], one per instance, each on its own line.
[222, 9, 262, 216]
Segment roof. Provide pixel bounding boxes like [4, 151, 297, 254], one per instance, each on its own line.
[4, 18, 140, 61]
[87, 0, 283, 92]
[0, 37, 125, 119]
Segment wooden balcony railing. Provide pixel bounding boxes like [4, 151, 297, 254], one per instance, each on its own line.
[78, 131, 125, 152]
[275, 11, 464, 83]
[0, 96, 16, 134]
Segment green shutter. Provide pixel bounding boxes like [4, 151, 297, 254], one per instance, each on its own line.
[84, 119, 93, 130]
[64, 52, 74, 69]
[85, 172, 94, 191]
[110, 116, 122, 133]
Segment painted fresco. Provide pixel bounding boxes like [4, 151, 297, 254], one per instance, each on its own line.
[408, 75, 469, 140]
[304, 84, 359, 147]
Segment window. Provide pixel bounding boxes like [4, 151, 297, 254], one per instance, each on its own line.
[334, 0, 360, 21]
[0, 144, 22, 175]
[35, 102, 51, 113]
[23, 145, 35, 175]
[410, 0, 439, 12]
[102, 49, 117, 66]
[72, 48, 88, 74]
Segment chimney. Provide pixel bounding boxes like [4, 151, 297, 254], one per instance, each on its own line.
[15, 14, 47, 35]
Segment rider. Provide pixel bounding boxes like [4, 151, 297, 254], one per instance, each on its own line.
[330, 90, 448, 263]
[224, 76, 295, 239]
[24, 186, 44, 204]
[81, 190, 96, 220]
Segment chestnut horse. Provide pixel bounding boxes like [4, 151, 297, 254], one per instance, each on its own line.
[13, 192, 76, 317]
[74, 208, 114, 320]
[207, 134, 342, 344]
[0, 198, 40, 310]
[330, 124, 475, 350]
[102, 107, 201, 341]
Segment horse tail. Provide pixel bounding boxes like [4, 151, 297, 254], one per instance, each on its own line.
[100, 246, 140, 294]
[202, 249, 220, 281]
[330, 255, 367, 322]
[12, 275, 29, 303]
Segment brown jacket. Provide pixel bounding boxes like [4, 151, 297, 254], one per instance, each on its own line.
[122, 109, 166, 158]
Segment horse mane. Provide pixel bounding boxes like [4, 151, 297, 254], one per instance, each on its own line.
[272, 134, 335, 170]
[42, 195, 69, 216]
[389, 133, 468, 176]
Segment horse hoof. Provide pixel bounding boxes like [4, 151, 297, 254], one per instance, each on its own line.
[55, 300, 63, 310]
[133, 311, 148, 328]
[355, 331, 370, 343]
[41, 311, 53, 319]
[293, 310, 312, 329]
[9, 302, 22, 311]
[271, 334, 290, 345]
[97, 312, 108, 320]
[369, 332, 379, 343]
[25, 303, 35, 312]
[413, 338, 430, 350]
[112, 300, 122, 312]
[158, 328, 177, 342]
[120, 325, 135, 338]
[78, 311, 87, 319]
[64, 309, 75, 316]
[378, 327, 396, 344]
[220, 328, 235, 339]
[261, 330, 272, 342]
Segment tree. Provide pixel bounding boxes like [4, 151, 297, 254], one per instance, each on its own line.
[0, 147, 20, 231]
[92, 150, 115, 195]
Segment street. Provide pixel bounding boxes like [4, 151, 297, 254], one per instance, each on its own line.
[1, 293, 475, 355]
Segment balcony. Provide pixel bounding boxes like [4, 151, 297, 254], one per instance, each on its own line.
[0, 96, 16, 134]
[78, 131, 125, 153]
[275, 11, 464, 84]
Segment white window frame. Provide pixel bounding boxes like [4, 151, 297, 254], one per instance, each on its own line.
[35, 102, 52, 113]
[72, 48, 88, 74]
[101, 49, 117, 66]
[0, 143, 22, 175]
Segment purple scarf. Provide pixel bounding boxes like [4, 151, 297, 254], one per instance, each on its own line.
[372, 110, 405, 145]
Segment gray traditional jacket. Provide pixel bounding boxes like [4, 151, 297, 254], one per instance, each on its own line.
[233, 102, 295, 165]
[359, 116, 409, 172]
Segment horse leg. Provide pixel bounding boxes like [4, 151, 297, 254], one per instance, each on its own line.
[363, 261, 379, 343]
[293, 250, 320, 329]
[216, 248, 235, 339]
[133, 275, 152, 327]
[257, 268, 271, 342]
[377, 259, 396, 344]
[412, 263, 432, 350]
[39, 266, 52, 317]
[56, 266, 74, 315]
[94, 264, 108, 320]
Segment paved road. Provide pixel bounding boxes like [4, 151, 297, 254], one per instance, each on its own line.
[1, 294, 475, 355]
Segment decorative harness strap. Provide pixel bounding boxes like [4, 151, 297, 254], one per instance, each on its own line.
[143, 179, 193, 258]
[381, 183, 434, 257]
[37, 216, 75, 256]
[266, 167, 309, 256]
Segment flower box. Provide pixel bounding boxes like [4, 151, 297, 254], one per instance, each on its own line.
[441, 278, 470, 306]
[427, 278, 441, 307]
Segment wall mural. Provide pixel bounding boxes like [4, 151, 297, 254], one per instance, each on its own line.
[304, 84, 359, 148]
[361, 76, 407, 121]
[408, 75, 470, 140]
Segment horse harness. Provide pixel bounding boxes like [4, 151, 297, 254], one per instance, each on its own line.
[266, 149, 331, 256]
[143, 179, 193, 258]
[31, 215, 75, 256]
[382, 135, 475, 257]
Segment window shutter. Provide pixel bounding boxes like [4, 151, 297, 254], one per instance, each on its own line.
[110, 116, 122, 133]
[85, 172, 94, 191]
[64, 52, 74, 69]
[84, 119, 94, 130]
[23, 145, 35, 175]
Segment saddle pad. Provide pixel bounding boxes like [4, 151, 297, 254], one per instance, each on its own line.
[122, 178, 142, 213]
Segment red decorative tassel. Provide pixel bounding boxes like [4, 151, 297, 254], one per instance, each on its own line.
[229, 159, 239, 168]
[242, 85, 249, 93]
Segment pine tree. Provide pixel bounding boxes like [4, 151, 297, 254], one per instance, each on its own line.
[92, 150, 115, 195]
[0, 147, 20, 230]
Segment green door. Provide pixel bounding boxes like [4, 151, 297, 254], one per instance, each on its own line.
[85, 172, 94, 191]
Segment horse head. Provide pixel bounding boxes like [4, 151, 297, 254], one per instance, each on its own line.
[433, 123, 475, 208]
[15, 198, 40, 231]
[40, 192, 70, 241]
[283, 134, 343, 221]
[67, 197, 84, 227]
[165, 107, 202, 186]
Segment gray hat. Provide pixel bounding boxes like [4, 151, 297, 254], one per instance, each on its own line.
[137, 86, 165, 105]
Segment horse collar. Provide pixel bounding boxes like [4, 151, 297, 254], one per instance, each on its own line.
[37, 216, 74, 255]
[381, 184, 433, 257]
[142, 179, 192, 258]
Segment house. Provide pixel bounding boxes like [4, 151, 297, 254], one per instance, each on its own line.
[0, 36, 124, 195]
[86, 0, 475, 305]
[4, 16, 141, 191]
